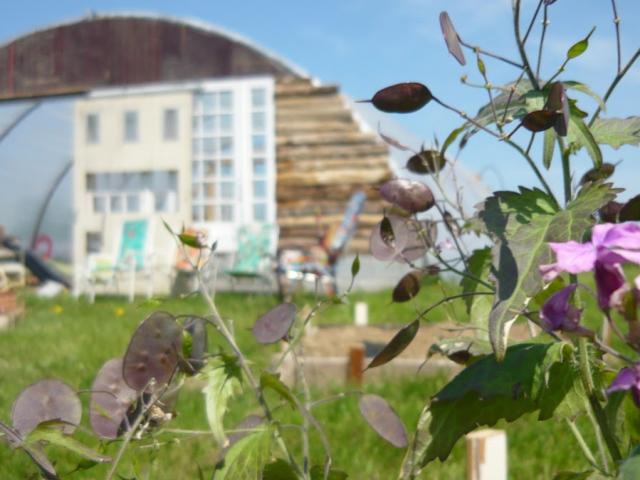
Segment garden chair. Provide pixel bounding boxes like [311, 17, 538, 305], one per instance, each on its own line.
[276, 190, 366, 298]
[224, 224, 278, 290]
[83, 218, 155, 303]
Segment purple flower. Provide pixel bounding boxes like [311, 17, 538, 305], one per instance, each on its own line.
[540, 223, 640, 281]
[540, 223, 640, 309]
[540, 284, 586, 334]
[594, 262, 626, 310]
[607, 364, 640, 406]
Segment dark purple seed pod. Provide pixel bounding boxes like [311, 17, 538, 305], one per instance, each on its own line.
[599, 201, 623, 223]
[12, 379, 82, 436]
[90, 358, 139, 439]
[439, 12, 466, 65]
[122, 311, 183, 392]
[379, 179, 435, 213]
[359, 394, 408, 448]
[579, 163, 615, 185]
[370, 216, 427, 262]
[252, 303, 296, 344]
[545, 82, 569, 136]
[368, 83, 433, 113]
[406, 149, 446, 174]
[521, 109, 559, 132]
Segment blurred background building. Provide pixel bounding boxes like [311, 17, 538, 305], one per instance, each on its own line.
[0, 13, 488, 293]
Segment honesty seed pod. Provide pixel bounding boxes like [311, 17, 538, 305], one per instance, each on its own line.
[360, 83, 433, 114]
[439, 11, 466, 65]
[379, 179, 435, 213]
[545, 81, 569, 136]
[521, 110, 559, 133]
[406, 149, 446, 174]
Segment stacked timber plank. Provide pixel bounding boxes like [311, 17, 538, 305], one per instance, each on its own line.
[275, 78, 392, 252]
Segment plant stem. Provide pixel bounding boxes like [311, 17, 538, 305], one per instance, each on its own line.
[433, 251, 494, 291]
[501, 72, 526, 125]
[535, 4, 549, 80]
[565, 418, 603, 473]
[593, 336, 636, 364]
[514, 0, 541, 90]
[578, 337, 622, 466]
[543, 58, 569, 88]
[415, 291, 494, 322]
[558, 138, 572, 205]
[589, 47, 640, 127]
[611, 0, 622, 74]
[504, 138, 558, 206]
[433, 203, 469, 271]
[292, 346, 311, 478]
[458, 40, 524, 69]
[522, 0, 543, 45]
[106, 387, 163, 480]
[474, 51, 500, 131]
[584, 395, 610, 473]
[432, 95, 558, 204]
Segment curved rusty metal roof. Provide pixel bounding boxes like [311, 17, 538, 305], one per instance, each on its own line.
[0, 12, 308, 100]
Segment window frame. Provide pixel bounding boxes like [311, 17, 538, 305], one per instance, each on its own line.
[190, 77, 275, 252]
[123, 110, 139, 143]
[86, 113, 100, 144]
[163, 107, 179, 141]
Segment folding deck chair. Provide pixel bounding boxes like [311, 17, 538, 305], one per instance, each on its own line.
[83, 219, 154, 302]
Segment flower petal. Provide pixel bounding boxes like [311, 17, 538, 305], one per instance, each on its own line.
[598, 222, 640, 250]
[607, 367, 637, 394]
[540, 284, 578, 332]
[548, 241, 597, 274]
[595, 262, 626, 310]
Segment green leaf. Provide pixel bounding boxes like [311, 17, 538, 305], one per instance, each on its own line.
[200, 356, 243, 447]
[426, 337, 491, 365]
[351, 254, 360, 278]
[563, 81, 606, 112]
[590, 117, 640, 149]
[213, 426, 272, 480]
[260, 372, 296, 408]
[567, 27, 595, 59]
[310, 465, 349, 480]
[441, 125, 466, 156]
[365, 319, 419, 370]
[26, 426, 111, 464]
[162, 219, 175, 235]
[262, 459, 298, 480]
[178, 233, 202, 248]
[400, 342, 579, 473]
[569, 114, 603, 168]
[477, 183, 618, 360]
[618, 451, 640, 480]
[459, 247, 493, 336]
[553, 471, 599, 480]
[543, 128, 556, 169]
[476, 57, 486, 76]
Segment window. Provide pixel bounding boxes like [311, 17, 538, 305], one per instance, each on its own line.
[86, 170, 178, 214]
[123, 111, 138, 142]
[86, 232, 103, 254]
[191, 79, 274, 230]
[163, 108, 178, 141]
[86, 113, 99, 144]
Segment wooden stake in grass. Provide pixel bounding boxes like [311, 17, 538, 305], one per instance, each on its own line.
[347, 345, 364, 385]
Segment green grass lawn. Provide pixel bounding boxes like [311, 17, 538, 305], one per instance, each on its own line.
[0, 288, 600, 479]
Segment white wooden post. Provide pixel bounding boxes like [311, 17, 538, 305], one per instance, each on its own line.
[466, 429, 507, 480]
[354, 301, 368, 326]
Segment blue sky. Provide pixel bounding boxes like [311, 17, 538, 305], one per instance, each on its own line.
[1, 0, 639, 200]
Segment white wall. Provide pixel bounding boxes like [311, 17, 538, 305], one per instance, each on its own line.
[73, 90, 193, 282]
